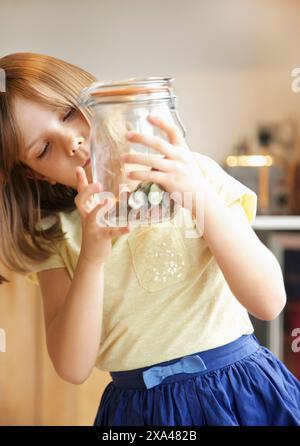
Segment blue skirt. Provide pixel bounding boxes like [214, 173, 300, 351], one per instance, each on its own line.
[93, 334, 300, 426]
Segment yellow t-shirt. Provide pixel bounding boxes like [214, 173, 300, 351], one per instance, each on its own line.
[26, 152, 257, 372]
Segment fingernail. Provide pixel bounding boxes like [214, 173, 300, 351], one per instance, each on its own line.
[126, 131, 135, 138]
[149, 114, 159, 121]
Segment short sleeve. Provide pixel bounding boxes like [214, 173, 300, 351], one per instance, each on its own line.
[25, 248, 65, 286]
[193, 152, 257, 224]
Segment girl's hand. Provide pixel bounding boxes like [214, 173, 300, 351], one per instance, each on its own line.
[120, 115, 208, 214]
[75, 166, 130, 264]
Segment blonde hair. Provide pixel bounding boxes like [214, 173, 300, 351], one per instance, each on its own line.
[0, 52, 97, 284]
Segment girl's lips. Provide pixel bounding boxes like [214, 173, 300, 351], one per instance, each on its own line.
[83, 158, 91, 167]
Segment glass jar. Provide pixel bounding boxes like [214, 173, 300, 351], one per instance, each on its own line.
[79, 77, 187, 227]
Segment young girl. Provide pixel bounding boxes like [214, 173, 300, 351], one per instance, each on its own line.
[0, 52, 299, 427]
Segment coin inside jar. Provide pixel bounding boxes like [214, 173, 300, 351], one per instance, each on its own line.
[128, 189, 149, 210]
[147, 183, 164, 206]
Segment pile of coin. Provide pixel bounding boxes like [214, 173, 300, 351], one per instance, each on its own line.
[128, 182, 165, 210]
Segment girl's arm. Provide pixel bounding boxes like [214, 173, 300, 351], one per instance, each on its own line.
[44, 254, 105, 385]
[194, 183, 287, 321]
[41, 167, 129, 385]
[121, 116, 286, 322]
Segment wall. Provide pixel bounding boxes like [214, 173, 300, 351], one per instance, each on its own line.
[1, 0, 300, 161]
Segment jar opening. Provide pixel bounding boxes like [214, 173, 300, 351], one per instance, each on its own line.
[79, 77, 176, 107]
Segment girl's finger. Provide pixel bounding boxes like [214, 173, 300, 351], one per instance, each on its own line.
[126, 169, 165, 185]
[112, 226, 131, 237]
[82, 197, 112, 228]
[76, 182, 101, 205]
[76, 186, 103, 222]
[83, 200, 107, 225]
[120, 227, 130, 235]
[76, 166, 88, 192]
[126, 131, 182, 161]
[147, 114, 187, 147]
[120, 152, 173, 172]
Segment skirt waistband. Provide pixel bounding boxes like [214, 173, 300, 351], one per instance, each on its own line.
[110, 334, 261, 390]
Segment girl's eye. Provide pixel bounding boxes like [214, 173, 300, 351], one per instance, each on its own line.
[37, 143, 49, 159]
[37, 108, 76, 159]
[63, 107, 75, 121]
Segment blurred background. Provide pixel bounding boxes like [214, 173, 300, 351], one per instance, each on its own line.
[1, 0, 300, 425]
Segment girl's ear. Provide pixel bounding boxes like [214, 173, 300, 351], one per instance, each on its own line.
[24, 166, 43, 180]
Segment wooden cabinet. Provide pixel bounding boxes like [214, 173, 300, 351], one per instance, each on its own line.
[0, 266, 111, 426]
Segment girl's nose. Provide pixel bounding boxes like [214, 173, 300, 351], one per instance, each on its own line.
[68, 136, 84, 156]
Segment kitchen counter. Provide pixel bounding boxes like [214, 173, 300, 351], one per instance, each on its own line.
[253, 215, 300, 231]
[251, 215, 300, 360]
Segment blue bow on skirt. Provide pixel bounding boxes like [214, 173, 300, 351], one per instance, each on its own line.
[142, 355, 207, 389]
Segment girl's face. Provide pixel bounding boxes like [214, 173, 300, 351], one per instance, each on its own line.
[14, 96, 92, 189]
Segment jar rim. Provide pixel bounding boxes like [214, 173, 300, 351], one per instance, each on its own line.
[78, 76, 176, 107]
